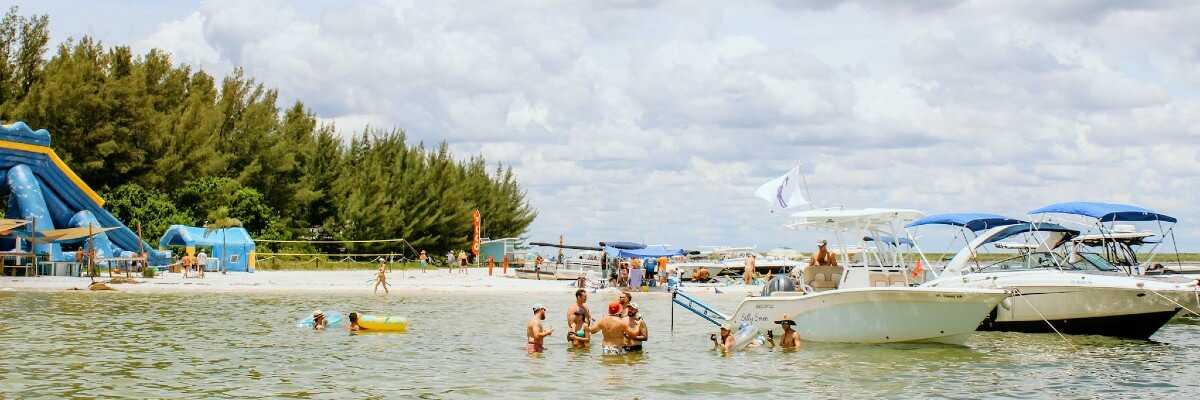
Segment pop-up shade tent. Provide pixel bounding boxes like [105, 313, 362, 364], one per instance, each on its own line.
[158, 225, 256, 272]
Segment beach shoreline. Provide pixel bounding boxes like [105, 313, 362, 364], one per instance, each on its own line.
[0, 270, 752, 295]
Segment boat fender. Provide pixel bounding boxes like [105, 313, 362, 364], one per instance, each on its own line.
[732, 321, 759, 351]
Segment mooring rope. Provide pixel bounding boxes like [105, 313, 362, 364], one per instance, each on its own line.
[1011, 288, 1076, 350]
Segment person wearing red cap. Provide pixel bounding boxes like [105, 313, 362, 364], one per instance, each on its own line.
[588, 302, 630, 355]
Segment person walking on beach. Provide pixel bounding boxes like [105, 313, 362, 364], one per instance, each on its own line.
[458, 250, 469, 274]
[418, 250, 427, 273]
[623, 302, 648, 352]
[373, 262, 390, 294]
[527, 304, 553, 354]
[567, 289, 592, 349]
[447, 251, 455, 274]
[197, 250, 208, 278]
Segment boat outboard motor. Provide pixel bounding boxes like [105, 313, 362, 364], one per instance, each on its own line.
[761, 274, 797, 297]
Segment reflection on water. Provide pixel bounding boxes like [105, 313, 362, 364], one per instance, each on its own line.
[0, 290, 1197, 399]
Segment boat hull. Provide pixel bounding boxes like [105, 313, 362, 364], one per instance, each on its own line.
[728, 287, 1007, 345]
[926, 271, 1199, 339]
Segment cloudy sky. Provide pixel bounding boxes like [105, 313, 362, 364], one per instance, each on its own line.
[18, 0, 1200, 250]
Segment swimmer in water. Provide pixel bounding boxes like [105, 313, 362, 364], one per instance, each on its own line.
[348, 312, 365, 331]
[617, 291, 632, 317]
[311, 310, 326, 331]
[526, 304, 553, 354]
[623, 302, 647, 352]
[567, 289, 592, 348]
[768, 315, 802, 350]
[588, 302, 631, 355]
[711, 324, 735, 353]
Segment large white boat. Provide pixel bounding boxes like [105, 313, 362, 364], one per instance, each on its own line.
[713, 208, 1008, 345]
[910, 211, 1200, 339]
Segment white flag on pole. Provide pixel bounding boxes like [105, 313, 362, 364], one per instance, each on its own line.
[755, 164, 808, 212]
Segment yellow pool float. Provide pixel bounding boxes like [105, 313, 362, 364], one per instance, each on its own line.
[357, 314, 408, 332]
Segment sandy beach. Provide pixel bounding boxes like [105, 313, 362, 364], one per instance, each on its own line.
[0, 269, 754, 295]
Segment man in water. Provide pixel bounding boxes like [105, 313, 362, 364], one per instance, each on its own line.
[588, 302, 632, 355]
[768, 315, 802, 350]
[711, 324, 735, 353]
[373, 262, 389, 294]
[623, 302, 648, 352]
[567, 289, 591, 348]
[527, 304, 553, 354]
[311, 310, 327, 331]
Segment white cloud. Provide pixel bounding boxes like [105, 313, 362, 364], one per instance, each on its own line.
[51, 0, 1200, 249]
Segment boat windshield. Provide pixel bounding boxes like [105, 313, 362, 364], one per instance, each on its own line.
[975, 252, 1116, 273]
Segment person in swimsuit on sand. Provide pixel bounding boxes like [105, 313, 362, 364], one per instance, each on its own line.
[589, 302, 631, 355]
[373, 262, 389, 294]
[567, 289, 592, 349]
[527, 304, 553, 354]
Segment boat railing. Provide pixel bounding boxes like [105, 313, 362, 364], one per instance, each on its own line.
[670, 289, 729, 327]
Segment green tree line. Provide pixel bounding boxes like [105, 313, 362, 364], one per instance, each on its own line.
[0, 7, 536, 256]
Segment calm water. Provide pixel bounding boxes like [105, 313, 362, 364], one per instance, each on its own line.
[1, 289, 1198, 399]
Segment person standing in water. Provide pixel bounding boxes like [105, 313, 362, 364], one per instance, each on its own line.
[527, 304, 553, 354]
[768, 315, 802, 350]
[623, 302, 648, 352]
[712, 324, 735, 353]
[372, 261, 390, 294]
[617, 291, 633, 316]
[311, 310, 327, 331]
[567, 289, 591, 349]
[588, 302, 632, 355]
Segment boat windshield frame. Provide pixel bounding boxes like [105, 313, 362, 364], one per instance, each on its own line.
[974, 251, 1119, 273]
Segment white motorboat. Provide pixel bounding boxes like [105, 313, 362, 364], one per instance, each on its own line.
[710, 208, 1008, 345]
[910, 211, 1200, 339]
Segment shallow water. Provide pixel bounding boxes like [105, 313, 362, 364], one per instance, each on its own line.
[1, 290, 1197, 399]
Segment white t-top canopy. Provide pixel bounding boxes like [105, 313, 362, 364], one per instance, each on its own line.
[788, 208, 925, 231]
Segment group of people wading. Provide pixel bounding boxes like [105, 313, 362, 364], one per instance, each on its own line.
[527, 289, 648, 355]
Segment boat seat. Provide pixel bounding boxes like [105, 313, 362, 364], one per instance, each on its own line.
[887, 274, 908, 287]
[803, 265, 842, 291]
[868, 272, 890, 287]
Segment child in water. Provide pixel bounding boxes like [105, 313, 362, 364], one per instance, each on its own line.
[348, 312, 365, 331]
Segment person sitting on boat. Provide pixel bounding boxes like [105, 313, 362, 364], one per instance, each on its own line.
[527, 304, 553, 354]
[311, 310, 327, 331]
[767, 315, 801, 350]
[348, 312, 364, 332]
[588, 302, 631, 355]
[743, 254, 757, 285]
[623, 302, 648, 352]
[809, 240, 838, 267]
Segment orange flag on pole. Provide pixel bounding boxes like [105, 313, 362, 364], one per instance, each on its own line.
[471, 210, 481, 257]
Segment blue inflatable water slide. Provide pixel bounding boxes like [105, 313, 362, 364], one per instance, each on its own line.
[0, 121, 169, 265]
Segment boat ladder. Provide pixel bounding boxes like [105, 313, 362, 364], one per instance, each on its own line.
[670, 289, 729, 328]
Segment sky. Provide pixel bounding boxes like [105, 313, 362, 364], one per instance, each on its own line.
[15, 0, 1200, 251]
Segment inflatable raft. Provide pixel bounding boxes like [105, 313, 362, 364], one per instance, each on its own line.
[357, 314, 408, 332]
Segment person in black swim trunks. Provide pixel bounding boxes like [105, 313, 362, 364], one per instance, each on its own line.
[623, 302, 647, 352]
